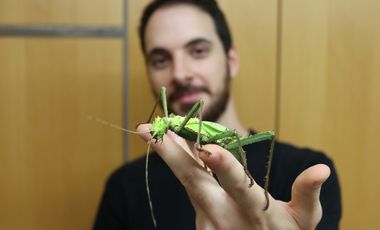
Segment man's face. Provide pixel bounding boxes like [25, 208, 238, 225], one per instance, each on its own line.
[144, 4, 236, 121]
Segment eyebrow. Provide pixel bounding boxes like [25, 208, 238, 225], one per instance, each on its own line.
[146, 37, 212, 58]
[147, 48, 168, 59]
[184, 38, 212, 49]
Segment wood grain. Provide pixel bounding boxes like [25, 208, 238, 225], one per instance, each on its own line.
[0, 38, 124, 229]
[0, 0, 122, 25]
[279, 0, 380, 228]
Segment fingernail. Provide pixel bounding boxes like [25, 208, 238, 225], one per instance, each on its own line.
[198, 147, 212, 156]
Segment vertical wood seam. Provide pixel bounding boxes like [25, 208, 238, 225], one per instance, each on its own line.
[123, 0, 129, 161]
[275, 0, 283, 137]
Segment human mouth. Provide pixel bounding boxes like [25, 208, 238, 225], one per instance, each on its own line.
[169, 86, 209, 103]
[176, 91, 202, 104]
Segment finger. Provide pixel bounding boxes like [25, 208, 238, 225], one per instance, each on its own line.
[137, 124, 204, 177]
[199, 144, 268, 212]
[136, 124, 221, 203]
[289, 164, 331, 227]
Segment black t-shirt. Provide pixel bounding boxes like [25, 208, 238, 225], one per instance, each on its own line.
[94, 137, 341, 230]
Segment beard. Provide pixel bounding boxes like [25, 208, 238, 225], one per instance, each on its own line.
[167, 70, 231, 122]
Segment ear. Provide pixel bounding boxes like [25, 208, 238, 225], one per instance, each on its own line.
[227, 47, 240, 79]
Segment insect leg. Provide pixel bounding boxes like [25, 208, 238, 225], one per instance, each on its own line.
[232, 131, 254, 187]
[143, 97, 160, 124]
[195, 129, 255, 192]
[176, 100, 203, 132]
[225, 132, 276, 211]
[225, 131, 275, 150]
[207, 129, 237, 142]
[189, 100, 207, 151]
[187, 101, 213, 170]
[196, 101, 203, 147]
[160, 86, 169, 119]
[137, 87, 161, 126]
[262, 135, 275, 211]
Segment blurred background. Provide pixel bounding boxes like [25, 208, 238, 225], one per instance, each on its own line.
[1, 0, 379, 229]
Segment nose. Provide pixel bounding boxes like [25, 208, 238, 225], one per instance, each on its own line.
[172, 54, 191, 82]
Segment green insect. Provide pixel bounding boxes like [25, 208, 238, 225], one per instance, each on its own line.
[91, 86, 275, 227]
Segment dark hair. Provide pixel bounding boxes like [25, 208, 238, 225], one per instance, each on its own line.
[139, 0, 233, 55]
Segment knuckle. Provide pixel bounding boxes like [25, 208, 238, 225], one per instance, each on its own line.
[231, 181, 250, 198]
[179, 172, 198, 188]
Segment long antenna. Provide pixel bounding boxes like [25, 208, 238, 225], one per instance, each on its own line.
[145, 140, 157, 227]
[87, 115, 149, 134]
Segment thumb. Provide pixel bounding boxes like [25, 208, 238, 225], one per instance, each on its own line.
[289, 164, 330, 227]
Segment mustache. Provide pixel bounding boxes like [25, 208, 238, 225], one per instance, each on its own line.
[168, 85, 210, 102]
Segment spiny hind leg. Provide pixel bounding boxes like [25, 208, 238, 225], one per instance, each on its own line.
[230, 132, 275, 210]
[262, 136, 275, 211]
[232, 131, 254, 187]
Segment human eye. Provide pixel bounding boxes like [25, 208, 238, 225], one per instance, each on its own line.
[190, 43, 210, 59]
[149, 53, 170, 70]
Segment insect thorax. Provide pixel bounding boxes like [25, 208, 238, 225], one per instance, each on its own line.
[150, 114, 240, 147]
[150, 115, 198, 141]
[150, 116, 169, 140]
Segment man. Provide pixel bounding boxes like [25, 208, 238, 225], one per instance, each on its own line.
[94, 0, 341, 229]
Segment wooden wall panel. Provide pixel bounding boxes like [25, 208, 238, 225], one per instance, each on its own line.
[127, 0, 278, 159]
[219, 0, 278, 132]
[0, 38, 124, 229]
[127, 0, 155, 160]
[279, 0, 380, 228]
[0, 0, 122, 25]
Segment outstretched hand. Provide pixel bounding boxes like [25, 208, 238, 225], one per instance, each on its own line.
[137, 124, 330, 230]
